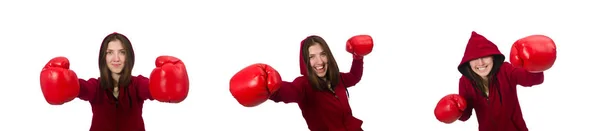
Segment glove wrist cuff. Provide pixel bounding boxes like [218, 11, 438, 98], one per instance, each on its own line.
[353, 55, 364, 60]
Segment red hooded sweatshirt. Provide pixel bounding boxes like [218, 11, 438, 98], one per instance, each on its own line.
[269, 38, 364, 131]
[77, 75, 154, 131]
[457, 31, 544, 131]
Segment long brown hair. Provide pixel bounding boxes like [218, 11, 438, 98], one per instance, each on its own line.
[301, 36, 340, 91]
[98, 33, 135, 90]
[462, 55, 503, 97]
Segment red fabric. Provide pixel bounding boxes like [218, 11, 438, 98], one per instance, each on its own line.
[457, 31, 544, 131]
[269, 36, 365, 131]
[78, 75, 153, 131]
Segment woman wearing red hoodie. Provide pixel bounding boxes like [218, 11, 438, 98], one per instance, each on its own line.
[229, 35, 374, 131]
[434, 31, 556, 131]
[40, 32, 190, 131]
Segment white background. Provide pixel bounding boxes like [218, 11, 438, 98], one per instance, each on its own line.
[1, 0, 598, 131]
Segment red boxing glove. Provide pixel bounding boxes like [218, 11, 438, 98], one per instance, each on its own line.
[434, 94, 467, 124]
[510, 34, 557, 73]
[229, 63, 282, 107]
[149, 56, 189, 103]
[346, 35, 374, 59]
[40, 57, 80, 105]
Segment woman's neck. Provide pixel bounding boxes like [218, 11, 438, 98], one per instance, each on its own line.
[112, 73, 120, 86]
[112, 73, 120, 98]
[112, 73, 120, 81]
[482, 77, 490, 85]
[320, 75, 331, 80]
[482, 76, 490, 92]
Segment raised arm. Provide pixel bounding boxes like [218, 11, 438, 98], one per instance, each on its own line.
[341, 34, 372, 88]
[340, 58, 364, 88]
[458, 77, 474, 122]
[269, 77, 307, 104]
[503, 62, 544, 87]
[77, 78, 99, 101]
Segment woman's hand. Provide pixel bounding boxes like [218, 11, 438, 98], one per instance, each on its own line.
[346, 35, 374, 59]
[509, 34, 557, 73]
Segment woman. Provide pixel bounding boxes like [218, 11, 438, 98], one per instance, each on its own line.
[269, 35, 373, 131]
[40, 32, 189, 131]
[453, 31, 544, 131]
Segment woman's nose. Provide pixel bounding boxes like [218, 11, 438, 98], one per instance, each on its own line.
[112, 54, 121, 61]
[473, 58, 483, 65]
[315, 57, 323, 64]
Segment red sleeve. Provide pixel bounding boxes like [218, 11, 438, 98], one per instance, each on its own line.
[269, 76, 306, 104]
[458, 77, 474, 121]
[340, 58, 364, 88]
[134, 75, 154, 101]
[503, 62, 544, 87]
[77, 78, 99, 101]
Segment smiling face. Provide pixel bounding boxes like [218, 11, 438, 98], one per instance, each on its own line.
[105, 40, 126, 75]
[308, 43, 328, 77]
[469, 56, 494, 79]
